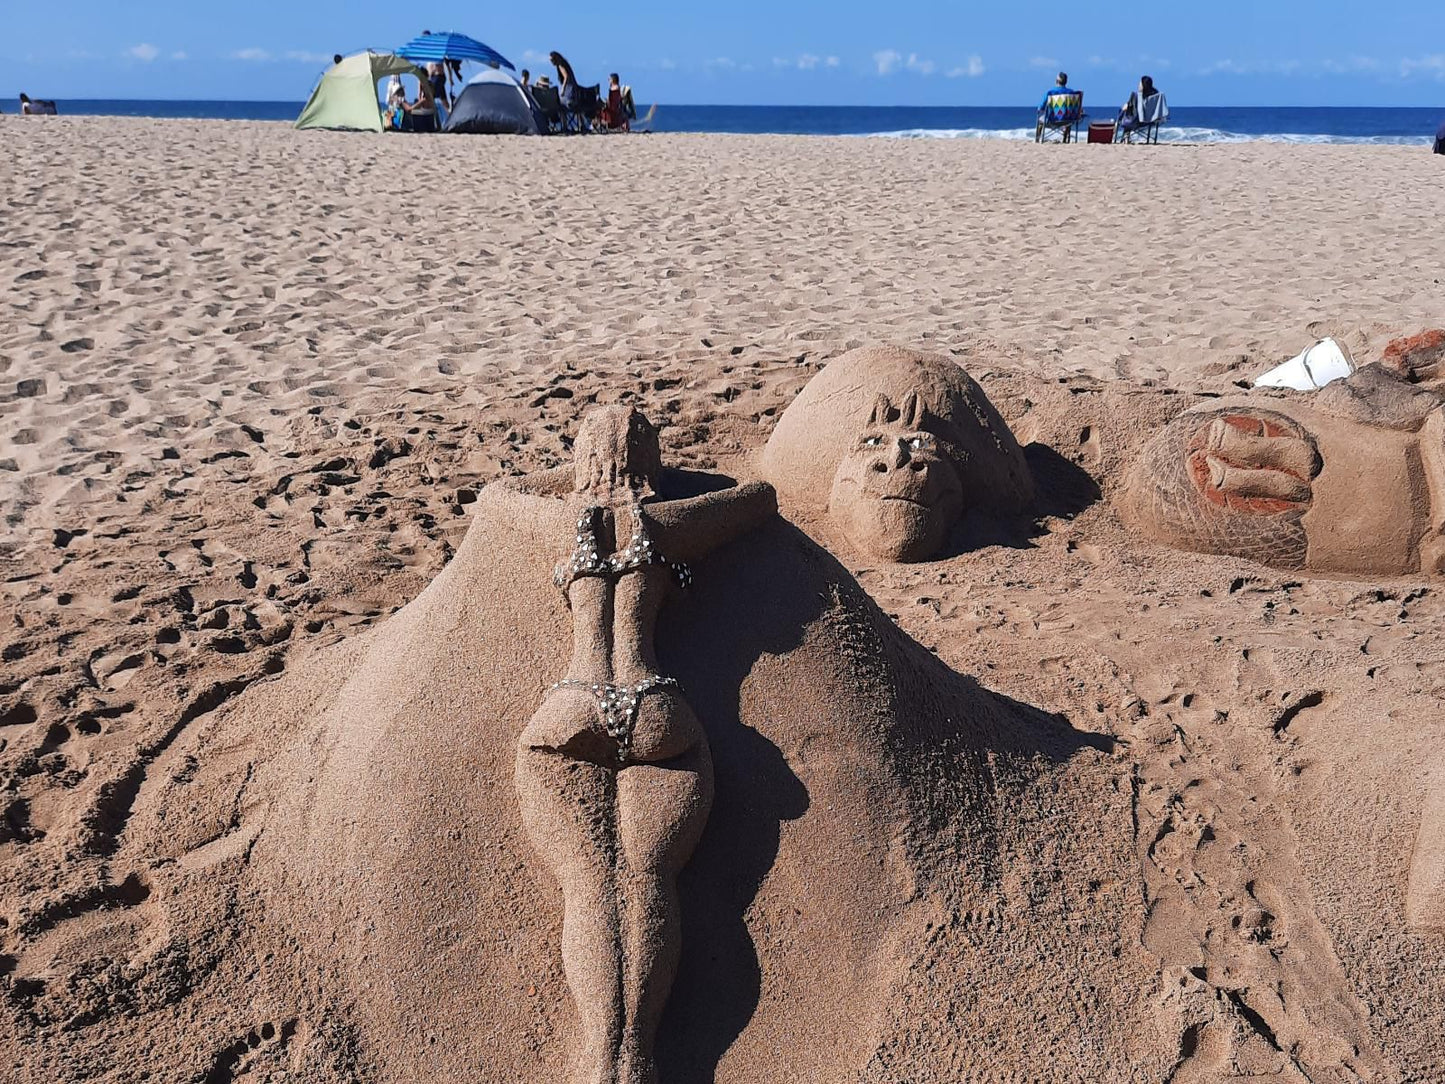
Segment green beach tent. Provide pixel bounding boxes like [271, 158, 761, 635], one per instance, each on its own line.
[295, 51, 425, 132]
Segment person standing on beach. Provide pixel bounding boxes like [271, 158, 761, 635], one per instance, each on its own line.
[426, 62, 450, 111]
[549, 50, 582, 131]
[600, 73, 629, 131]
[1435, 118, 1445, 155]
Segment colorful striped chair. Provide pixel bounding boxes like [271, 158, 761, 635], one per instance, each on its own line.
[1035, 91, 1085, 143]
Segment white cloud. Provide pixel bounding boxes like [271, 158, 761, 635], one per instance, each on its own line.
[658, 58, 676, 70]
[705, 56, 736, 70]
[1200, 58, 1242, 75]
[521, 48, 549, 64]
[284, 50, 332, 64]
[128, 43, 159, 62]
[1139, 54, 1172, 70]
[773, 54, 827, 72]
[1028, 55, 1059, 69]
[1084, 54, 1113, 68]
[171, 50, 188, 61]
[906, 53, 935, 76]
[1199, 57, 1300, 76]
[1400, 54, 1445, 78]
[874, 49, 902, 75]
[825, 56, 840, 68]
[1321, 56, 1380, 74]
[232, 48, 272, 62]
[947, 55, 985, 78]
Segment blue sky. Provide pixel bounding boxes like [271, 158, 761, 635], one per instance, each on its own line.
[5, 0, 1444, 106]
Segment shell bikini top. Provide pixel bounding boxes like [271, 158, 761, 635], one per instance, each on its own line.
[554, 501, 693, 591]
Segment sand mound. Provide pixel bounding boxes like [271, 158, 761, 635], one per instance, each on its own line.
[73, 405, 1149, 1082]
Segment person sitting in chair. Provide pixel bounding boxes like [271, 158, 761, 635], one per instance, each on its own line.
[384, 76, 407, 131]
[404, 82, 438, 133]
[1115, 75, 1160, 140]
[1036, 72, 1078, 140]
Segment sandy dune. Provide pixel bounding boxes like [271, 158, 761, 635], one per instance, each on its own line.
[2, 118, 1443, 1081]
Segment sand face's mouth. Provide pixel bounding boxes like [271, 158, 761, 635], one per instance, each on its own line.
[878, 494, 932, 509]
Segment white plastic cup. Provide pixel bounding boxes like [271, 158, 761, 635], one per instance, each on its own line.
[1253, 337, 1355, 391]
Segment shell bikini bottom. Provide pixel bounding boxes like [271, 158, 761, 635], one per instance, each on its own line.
[546, 675, 682, 761]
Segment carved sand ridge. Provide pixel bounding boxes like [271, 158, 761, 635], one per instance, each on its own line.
[761, 344, 1034, 562]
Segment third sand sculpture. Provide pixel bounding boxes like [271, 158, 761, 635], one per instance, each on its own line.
[1119, 342, 1445, 577]
[517, 406, 763, 1084]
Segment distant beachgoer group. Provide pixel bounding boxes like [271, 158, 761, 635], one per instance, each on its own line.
[378, 46, 634, 134]
[541, 51, 636, 133]
[1035, 70, 1166, 142]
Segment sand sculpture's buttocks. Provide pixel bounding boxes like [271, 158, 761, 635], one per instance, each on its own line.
[761, 345, 1034, 562]
[1118, 360, 1445, 577]
[517, 406, 718, 1084]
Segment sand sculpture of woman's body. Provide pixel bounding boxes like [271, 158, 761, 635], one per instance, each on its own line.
[515, 406, 771, 1084]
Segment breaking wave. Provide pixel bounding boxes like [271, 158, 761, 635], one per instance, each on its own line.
[866, 126, 1432, 145]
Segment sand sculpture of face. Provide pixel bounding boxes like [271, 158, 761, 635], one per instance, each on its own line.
[829, 390, 965, 563]
[1119, 356, 1445, 577]
[760, 344, 1036, 564]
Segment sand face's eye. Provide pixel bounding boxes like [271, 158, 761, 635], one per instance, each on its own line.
[862, 435, 882, 447]
[908, 435, 932, 451]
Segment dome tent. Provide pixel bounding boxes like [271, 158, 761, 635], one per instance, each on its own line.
[295, 51, 425, 132]
[444, 67, 545, 134]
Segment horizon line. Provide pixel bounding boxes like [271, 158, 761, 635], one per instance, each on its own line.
[6, 97, 1443, 110]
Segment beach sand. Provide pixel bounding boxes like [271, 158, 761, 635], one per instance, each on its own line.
[2, 117, 1443, 1080]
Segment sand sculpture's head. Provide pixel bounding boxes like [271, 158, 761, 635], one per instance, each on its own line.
[572, 405, 662, 499]
[761, 345, 1035, 563]
[829, 390, 965, 562]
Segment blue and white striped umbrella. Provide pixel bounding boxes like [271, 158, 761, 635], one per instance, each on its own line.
[397, 32, 513, 70]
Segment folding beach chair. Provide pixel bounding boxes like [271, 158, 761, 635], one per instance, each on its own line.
[1035, 91, 1085, 143]
[573, 84, 602, 132]
[530, 84, 566, 133]
[1119, 92, 1169, 144]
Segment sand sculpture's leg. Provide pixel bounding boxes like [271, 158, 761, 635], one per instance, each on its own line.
[517, 750, 625, 1082]
[615, 747, 713, 1082]
[517, 742, 713, 1084]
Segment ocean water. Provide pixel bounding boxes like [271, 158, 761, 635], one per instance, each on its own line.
[2, 100, 1440, 144]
